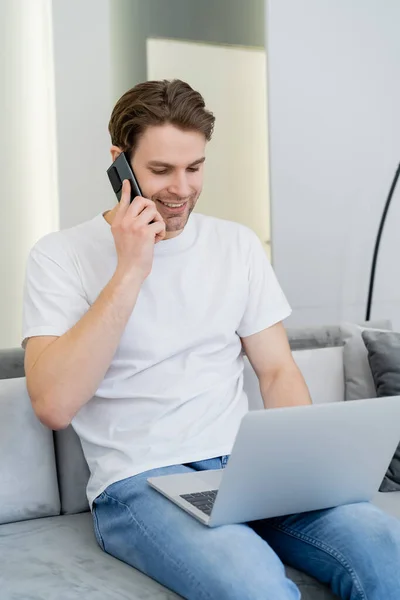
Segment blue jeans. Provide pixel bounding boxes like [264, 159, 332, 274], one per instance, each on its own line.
[92, 457, 400, 600]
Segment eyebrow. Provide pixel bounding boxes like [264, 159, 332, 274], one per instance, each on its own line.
[147, 157, 206, 168]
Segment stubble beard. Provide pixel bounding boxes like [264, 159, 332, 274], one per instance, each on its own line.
[153, 192, 199, 232]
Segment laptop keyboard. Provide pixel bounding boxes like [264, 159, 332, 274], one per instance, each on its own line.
[180, 490, 218, 516]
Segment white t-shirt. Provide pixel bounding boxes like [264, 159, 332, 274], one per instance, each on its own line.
[22, 212, 291, 507]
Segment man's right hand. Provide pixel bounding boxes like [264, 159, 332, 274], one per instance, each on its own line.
[112, 179, 166, 282]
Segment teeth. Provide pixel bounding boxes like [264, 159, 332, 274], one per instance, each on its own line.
[161, 202, 185, 208]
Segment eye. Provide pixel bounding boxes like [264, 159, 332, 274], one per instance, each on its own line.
[187, 167, 200, 172]
[151, 169, 168, 175]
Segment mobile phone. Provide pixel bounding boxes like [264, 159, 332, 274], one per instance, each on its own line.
[107, 152, 142, 203]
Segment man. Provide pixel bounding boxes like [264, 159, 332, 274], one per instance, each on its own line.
[23, 79, 400, 600]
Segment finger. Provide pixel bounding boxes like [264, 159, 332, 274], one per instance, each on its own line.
[150, 209, 164, 224]
[149, 220, 166, 243]
[136, 205, 159, 226]
[127, 196, 155, 217]
[119, 179, 132, 207]
[114, 180, 131, 225]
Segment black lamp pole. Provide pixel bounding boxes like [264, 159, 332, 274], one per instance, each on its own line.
[365, 163, 400, 321]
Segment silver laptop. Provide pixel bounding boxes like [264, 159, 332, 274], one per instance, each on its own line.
[148, 397, 400, 527]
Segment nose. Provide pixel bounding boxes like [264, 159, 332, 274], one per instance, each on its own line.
[167, 171, 192, 198]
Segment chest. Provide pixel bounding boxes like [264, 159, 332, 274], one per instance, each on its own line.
[82, 248, 248, 359]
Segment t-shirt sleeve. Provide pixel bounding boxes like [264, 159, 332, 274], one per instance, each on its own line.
[21, 240, 90, 349]
[236, 231, 292, 338]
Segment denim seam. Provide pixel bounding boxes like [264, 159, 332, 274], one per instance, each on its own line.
[92, 505, 105, 552]
[269, 523, 368, 600]
[103, 490, 214, 600]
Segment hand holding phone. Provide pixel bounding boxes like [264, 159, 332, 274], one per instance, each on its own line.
[110, 179, 166, 282]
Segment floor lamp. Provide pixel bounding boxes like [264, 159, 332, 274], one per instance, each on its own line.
[365, 163, 400, 321]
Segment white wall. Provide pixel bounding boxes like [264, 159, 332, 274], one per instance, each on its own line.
[52, 0, 113, 229]
[0, 0, 58, 348]
[266, 0, 400, 327]
[0, 0, 114, 348]
[147, 38, 270, 251]
[109, 0, 265, 99]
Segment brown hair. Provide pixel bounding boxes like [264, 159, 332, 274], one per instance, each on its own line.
[108, 79, 215, 157]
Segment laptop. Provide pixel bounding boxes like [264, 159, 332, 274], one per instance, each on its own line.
[148, 396, 400, 527]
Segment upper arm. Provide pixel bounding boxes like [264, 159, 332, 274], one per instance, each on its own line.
[241, 322, 296, 381]
[22, 241, 89, 349]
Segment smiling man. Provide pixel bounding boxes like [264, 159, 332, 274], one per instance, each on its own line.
[22, 79, 400, 600]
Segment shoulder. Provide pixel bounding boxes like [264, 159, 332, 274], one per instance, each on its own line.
[193, 213, 260, 250]
[28, 215, 104, 274]
[30, 215, 103, 260]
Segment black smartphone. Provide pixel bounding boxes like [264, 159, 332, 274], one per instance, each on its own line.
[107, 152, 142, 203]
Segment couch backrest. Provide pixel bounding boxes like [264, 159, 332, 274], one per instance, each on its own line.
[0, 348, 24, 379]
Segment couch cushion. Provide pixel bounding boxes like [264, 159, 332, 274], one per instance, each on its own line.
[372, 491, 400, 519]
[0, 512, 337, 600]
[0, 513, 180, 600]
[340, 321, 392, 401]
[0, 349, 89, 515]
[0, 378, 60, 524]
[293, 346, 344, 404]
[362, 330, 400, 492]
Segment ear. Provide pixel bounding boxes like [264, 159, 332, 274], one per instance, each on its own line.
[110, 145, 123, 162]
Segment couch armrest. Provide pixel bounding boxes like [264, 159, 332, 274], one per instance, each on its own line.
[0, 348, 25, 379]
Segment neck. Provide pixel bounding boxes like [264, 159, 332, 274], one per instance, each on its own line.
[164, 229, 183, 240]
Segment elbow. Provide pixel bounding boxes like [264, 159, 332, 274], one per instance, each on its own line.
[31, 396, 72, 431]
[44, 415, 71, 431]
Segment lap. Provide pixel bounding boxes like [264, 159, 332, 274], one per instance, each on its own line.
[92, 458, 299, 600]
[93, 458, 400, 600]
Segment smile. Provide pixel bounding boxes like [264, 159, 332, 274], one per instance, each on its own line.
[158, 200, 187, 208]
[161, 202, 185, 207]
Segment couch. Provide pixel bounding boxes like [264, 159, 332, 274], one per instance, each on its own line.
[1, 323, 399, 600]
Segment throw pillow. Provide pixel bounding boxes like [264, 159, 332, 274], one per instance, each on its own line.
[340, 321, 392, 400]
[362, 330, 400, 492]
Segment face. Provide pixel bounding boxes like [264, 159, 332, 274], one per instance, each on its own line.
[112, 124, 206, 238]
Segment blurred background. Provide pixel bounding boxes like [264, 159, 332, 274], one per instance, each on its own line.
[1, 0, 400, 349]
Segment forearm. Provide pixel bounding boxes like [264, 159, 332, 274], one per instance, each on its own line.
[27, 269, 142, 428]
[259, 364, 312, 409]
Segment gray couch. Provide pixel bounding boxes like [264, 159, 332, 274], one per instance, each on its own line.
[1, 324, 400, 600]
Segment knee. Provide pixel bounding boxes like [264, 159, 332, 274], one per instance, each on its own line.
[332, 503, 400, 596]
[345, 503, 400, 554]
